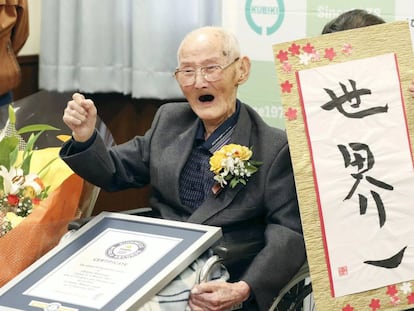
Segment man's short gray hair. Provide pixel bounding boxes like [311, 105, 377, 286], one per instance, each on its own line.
[177, 26, 241, 63]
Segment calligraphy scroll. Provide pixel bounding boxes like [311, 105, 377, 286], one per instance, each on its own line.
[273, 21, 414, 310]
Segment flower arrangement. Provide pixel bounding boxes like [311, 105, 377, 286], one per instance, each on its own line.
[209, 144, 261, 189]
[0, 105, 58, 237]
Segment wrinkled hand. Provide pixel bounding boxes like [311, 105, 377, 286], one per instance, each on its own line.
[62, 93, 97, 142]
[410, 79, 414, 99]
[189, 280, 250, 311]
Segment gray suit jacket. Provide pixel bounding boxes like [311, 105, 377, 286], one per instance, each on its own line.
[60, 101, 306, 310]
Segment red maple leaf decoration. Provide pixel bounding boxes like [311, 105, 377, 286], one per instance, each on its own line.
[342, 304, 354, 311]
[369, 298, 381, 311]
[281, 80, 293, 93]
[288, 43, 301, 55]
[302, 43, 314, 54]
[408, 293, 414, 304]
[276, 50, 289, 63]
[324, 47, 336, 61]
[285, 107, 297, 121]
[386, 285, 398, 297]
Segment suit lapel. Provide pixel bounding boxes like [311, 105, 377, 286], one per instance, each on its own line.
[187, 104, 253, 224]
[158, 119, 199, 209]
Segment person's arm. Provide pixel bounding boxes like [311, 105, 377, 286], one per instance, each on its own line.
[11, 0, 29, 54]
[60, 93, 158, 192]
[62, 93, 97, 142]
[189, 281, 250, 311]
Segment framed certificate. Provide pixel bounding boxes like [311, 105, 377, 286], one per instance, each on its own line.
[0, 212, 222, 311]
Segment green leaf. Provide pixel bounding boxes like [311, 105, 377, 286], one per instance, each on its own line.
[9, 145, 19, 168]
[17, 124, 59, 135]
[21, 153, 32, 175]
[246, 166, 258, 175]
[0, 137, 19, 168]
[19, 132, 43, 174]
[229, 178, 239, 188]
[249, 160, 263, 167]
[24, 132, 39, 152]
[224, 174, 233, 181]
[8, 105, 16, 124]
[37, 157, 58, 178]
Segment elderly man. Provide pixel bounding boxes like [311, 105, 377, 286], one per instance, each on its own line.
[60, 26, 306, 311]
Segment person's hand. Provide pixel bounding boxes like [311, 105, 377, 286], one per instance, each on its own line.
[410, 79, 414, 99]
[188, 280, 250, 311]
[62, 93, 97, 142]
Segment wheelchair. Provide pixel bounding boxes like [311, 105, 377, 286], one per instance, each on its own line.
[66, 208, 314, 311]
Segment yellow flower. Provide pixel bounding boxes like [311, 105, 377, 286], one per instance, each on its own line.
[209, 152, 226, 174]
[209, 144, 261, 189]
[23, 186, 36, 199]
[210, 144, 253, 175]
[5, 212, 24, 229]
[223, 144, 252, 161]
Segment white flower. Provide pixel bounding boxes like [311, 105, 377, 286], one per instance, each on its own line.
[5, 212, 24, 229]
[0, 166, 25, 195]
[23, 173, 44, 195]
[210, 144, 261, 189]
[299, 53, 312, 65]
[400, 282, 412, 295]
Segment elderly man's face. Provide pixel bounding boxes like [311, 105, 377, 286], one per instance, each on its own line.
[176, 30, 243, 132]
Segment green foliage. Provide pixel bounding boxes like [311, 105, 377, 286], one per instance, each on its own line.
[0, 137, 19, 169]
[0, 105, 60, 175]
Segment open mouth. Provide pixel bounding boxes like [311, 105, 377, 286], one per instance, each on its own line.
[199, 94, 215, 102]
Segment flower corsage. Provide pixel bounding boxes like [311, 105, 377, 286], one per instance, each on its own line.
[209, 144, 262, 190]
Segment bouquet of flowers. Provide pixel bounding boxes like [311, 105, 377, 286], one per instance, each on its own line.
[209, 144, 262, 189]
[0, 105, 84, 286]
[0, 106, 58, 237]
[0, 106, 59, 236]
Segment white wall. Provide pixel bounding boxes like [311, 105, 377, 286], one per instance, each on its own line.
[19, 0, 41, 55]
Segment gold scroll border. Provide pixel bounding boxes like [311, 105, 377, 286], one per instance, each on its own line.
[272, 21, 414, 311]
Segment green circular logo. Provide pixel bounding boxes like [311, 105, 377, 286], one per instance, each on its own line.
[245, 0, 285, 35]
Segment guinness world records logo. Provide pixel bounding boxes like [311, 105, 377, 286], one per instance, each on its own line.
[245, 0, 285, 35]
[106, 240, 145, 259]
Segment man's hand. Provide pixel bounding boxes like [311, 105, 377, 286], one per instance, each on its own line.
[62, 93, 97, 142]
[189, 280, 250, 311]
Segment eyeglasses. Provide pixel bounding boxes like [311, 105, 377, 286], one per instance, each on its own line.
[174, 58, 239, 86]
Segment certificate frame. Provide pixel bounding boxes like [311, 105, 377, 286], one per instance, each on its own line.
[0, 212, 222, 311]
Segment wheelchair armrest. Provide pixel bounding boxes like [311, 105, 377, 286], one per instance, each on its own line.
[67, 207, 154, 231]
[212, 240, 264, 262]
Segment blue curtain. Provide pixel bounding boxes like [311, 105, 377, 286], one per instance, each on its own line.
[39, 0, 222, 99]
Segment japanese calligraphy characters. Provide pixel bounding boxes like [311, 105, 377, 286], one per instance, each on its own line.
[321, 79, 388, 118]
[297, 53, 414, 297]
[338, 142, 393, 228]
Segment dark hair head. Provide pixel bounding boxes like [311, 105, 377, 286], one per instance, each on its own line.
[322, 9, 385, 34]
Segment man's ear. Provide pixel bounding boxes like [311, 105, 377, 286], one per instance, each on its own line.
[236, 56, 251, 85]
